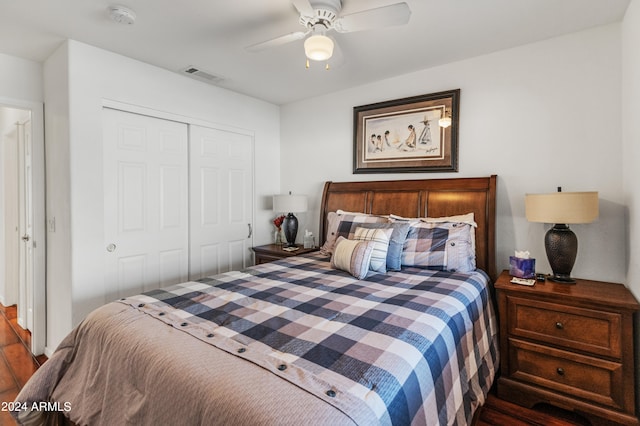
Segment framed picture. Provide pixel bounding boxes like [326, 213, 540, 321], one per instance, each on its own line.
[353, 89, 460, 173]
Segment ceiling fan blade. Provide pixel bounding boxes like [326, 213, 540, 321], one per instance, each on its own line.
[334, 2, 411, 33]
[292, 0, 315, 18]
[246, 31, 308, 52]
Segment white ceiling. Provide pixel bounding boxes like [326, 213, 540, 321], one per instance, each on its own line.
[0, 0, 630, 105]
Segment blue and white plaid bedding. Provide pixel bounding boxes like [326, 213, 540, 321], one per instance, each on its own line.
[120, 253, 498, 425]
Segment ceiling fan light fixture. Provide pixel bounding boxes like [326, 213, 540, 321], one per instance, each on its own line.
[304, 34, 334, 61]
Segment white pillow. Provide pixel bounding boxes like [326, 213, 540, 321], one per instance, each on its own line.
[390, 212, 476, 227]
[420, 212, 476, 227]
[353, 227, 392, 273]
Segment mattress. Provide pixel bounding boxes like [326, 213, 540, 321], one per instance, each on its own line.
[13, 253, 498, 425]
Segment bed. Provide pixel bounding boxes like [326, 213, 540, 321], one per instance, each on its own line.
[13, 176, 499, 426]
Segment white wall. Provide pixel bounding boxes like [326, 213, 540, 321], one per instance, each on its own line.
[281, 24, 624, 283]
[0, 53, 43, 102]
[621, 1, 640, 406]
[44, 40, 281, 352]
[622, 0, 640, 300]
[43, 43, 72, 353]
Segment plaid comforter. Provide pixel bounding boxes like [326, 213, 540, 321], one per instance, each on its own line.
[120, 253, 498, 425]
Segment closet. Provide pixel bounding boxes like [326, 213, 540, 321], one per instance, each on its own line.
[102, 108, 253, 299]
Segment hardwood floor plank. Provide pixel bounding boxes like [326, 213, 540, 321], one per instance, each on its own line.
[476, 394, 591, 426]
[0, 305, 17, 321]
[477, 407, 533, 426]
[7, 317, 31, 349]
[2, 343, 38, 388]
[0, 319, 19, 347]
[0, 354, 18, 394]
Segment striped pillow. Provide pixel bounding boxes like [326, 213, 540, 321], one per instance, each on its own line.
[355, 222, 410, 271]
[330, 237, 376, 279]
[353, 227, 392, 273]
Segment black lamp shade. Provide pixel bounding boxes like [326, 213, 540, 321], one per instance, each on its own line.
[282, 213, 299, 247]
[545, 224, 578, 283]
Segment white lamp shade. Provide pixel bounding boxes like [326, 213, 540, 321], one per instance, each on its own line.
[273, 194, 307, 213]
[525, 192, 599, 224]
[304, 35, 334, 61]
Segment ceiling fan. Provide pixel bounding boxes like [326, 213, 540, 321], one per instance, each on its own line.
[246, 0, 411, 68]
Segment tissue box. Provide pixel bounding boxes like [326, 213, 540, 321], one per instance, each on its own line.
[509, 256, 535, 279]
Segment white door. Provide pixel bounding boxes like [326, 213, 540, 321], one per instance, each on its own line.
[17, 120, 34, 331]
[189, 125, 253, 280]
[0, 101, 45, 355]
[103, 108, 189, 300]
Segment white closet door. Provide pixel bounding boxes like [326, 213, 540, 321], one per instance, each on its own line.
[189, 125, 253, 280]
[103, 108, 189, 300]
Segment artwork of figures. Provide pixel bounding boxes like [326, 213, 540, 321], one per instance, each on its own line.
[353, 90, 459, 173]
[363, 108, 441, 159]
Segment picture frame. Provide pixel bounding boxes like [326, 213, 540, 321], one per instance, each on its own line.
[353, 89, 460, 173]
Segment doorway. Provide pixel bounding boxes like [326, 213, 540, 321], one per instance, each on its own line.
[0, 101, 45, 355]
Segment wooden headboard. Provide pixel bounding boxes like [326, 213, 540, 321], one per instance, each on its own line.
[319, 176, 497, 280]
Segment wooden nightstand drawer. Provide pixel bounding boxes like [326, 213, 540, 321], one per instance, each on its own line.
[507, 296, 622, 358]
[255, 253, 284, 264]
[509, 338, 624, 410]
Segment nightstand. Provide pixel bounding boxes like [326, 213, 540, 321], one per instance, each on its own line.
[494, 270, 640, 426]
[252, 244, 319, 265]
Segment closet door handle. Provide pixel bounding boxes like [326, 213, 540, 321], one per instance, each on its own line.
[247, 224, 252, 238]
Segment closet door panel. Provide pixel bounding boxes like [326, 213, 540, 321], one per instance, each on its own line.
[103, 108, 189, 301]
[189, 125, 253, 280]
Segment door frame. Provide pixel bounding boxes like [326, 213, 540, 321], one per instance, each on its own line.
[0, 97, 46, 355]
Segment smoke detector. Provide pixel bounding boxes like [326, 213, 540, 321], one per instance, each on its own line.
[108, 5, 136, 25]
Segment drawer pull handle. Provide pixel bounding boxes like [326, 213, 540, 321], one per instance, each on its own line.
[556, 367, 565, 376]
[555, 322, 564, 330]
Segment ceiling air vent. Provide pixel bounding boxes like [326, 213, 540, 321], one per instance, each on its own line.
[180, 66, 225, 85]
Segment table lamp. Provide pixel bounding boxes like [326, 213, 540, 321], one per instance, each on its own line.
[525, 188, 598, 283]
[273, 193, 308, 247]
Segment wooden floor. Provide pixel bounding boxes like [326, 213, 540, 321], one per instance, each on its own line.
[475, 393, 591, 426]
[0, 303, 591, 426]
[0, 304, 47, 426]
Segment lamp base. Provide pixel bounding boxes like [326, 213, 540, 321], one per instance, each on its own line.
[282, 213, 299, 247]
[545, 224, 578, 285]
[548, 274, 576, 284]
